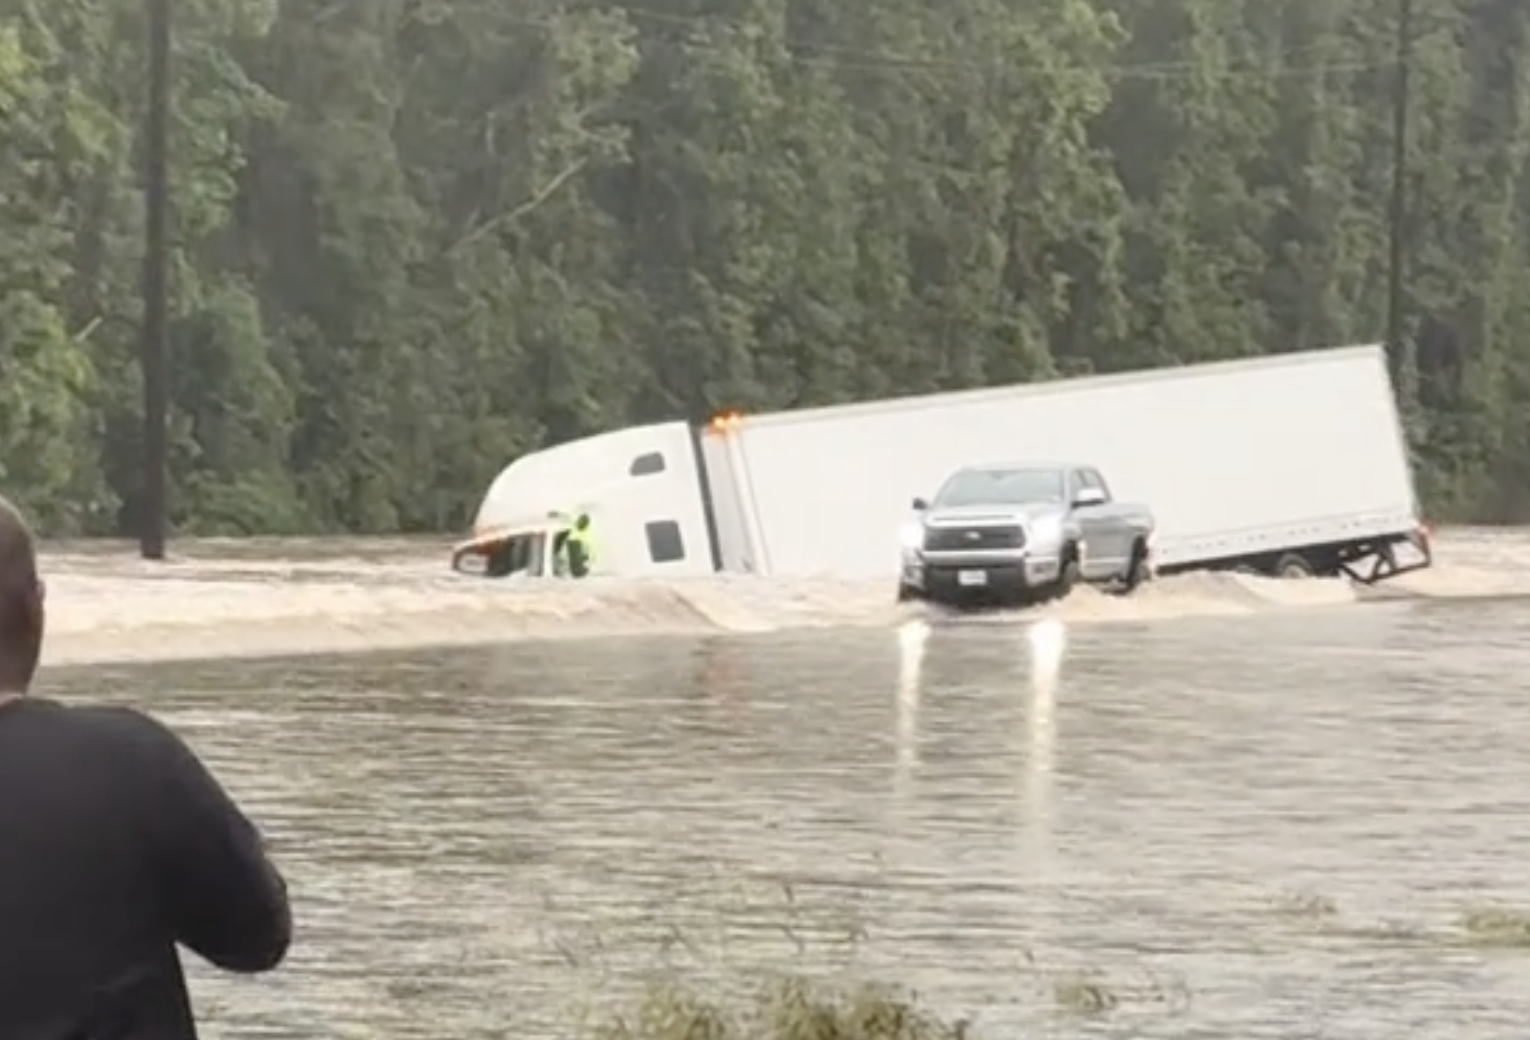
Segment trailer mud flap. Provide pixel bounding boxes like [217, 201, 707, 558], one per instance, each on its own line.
[1338, 526, 1432, 584]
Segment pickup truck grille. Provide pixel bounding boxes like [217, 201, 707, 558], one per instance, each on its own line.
[924, 524, 1026, 551]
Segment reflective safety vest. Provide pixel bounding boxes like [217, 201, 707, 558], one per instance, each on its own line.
[563, 525, 594, 577]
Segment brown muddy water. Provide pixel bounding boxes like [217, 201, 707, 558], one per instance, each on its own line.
[36, 591, 1530, 1040]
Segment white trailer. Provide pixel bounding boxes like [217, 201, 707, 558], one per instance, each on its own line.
[451, 344, 1432, 585]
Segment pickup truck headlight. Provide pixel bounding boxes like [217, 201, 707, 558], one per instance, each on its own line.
[1028, 515, 1063, 541]
[899, 520, 924, 552]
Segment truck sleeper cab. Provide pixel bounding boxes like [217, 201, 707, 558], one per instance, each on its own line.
[900, 463, 1156, 607]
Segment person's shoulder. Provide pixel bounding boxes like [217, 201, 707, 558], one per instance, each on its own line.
[66, 704, 184, 756]
[65, 706, 217, 803]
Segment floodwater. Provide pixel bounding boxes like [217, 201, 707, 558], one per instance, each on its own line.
[29, 530, 1530, 1039]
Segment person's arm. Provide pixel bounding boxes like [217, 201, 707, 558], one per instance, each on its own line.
[124, 710, 292, 973]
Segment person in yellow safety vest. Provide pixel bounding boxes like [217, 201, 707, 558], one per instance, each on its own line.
[559, 513, 595, 579]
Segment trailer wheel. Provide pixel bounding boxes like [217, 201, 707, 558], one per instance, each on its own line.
[1273, 553, 1314, 579]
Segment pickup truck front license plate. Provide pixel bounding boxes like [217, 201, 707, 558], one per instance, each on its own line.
[957, 569, 987, 587]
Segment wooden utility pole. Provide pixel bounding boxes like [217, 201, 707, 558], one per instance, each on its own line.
[140, 0, 171, 559]
[1385, 0, 1414, 396]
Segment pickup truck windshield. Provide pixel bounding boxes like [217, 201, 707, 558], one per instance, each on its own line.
[935, 468, 1064, 507]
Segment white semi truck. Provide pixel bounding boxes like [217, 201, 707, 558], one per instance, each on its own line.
[450, 344, 1432, 586]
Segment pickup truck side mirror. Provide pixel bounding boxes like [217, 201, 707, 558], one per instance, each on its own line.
[1073, 487, 1107, 508]
[911, 497, 928, 511]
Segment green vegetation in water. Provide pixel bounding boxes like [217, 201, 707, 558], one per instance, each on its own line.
[583, 957, 1193, 1040]
[556, 880, 1530, 1040]
[1459, 904, 1530, 949]
[594, 971, 1193, 1040]
[592, 977, 971, 1040]
[1043, 962, 1190, 1017]
[1264, 890, 1530, 950]
[553, 879, 1530, 1040]
[549, 878, 1193, 1039]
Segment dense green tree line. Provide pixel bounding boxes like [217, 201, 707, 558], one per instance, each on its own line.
[1, 0, 1527, 535]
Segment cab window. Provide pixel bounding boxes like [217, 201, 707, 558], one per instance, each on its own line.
[486, 532, 548, 577]
[630, 452, 666, 477]
[646, 520, 685, 563]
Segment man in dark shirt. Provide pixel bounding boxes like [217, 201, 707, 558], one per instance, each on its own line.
[0, 497, 292, 1038]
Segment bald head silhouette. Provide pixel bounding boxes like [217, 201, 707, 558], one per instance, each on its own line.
[0, 497, 43, 692]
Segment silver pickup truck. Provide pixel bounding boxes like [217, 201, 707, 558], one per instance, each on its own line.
[897, 462, 1156, 606]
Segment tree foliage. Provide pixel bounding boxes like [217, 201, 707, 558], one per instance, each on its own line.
[2, 0, 1527, 533]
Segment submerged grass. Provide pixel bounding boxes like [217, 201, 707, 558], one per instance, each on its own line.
[1264, 889, 1530, 950]
[580, 958, 1191, 1040]
[593, 977, 970, 1040]
[554, 876, 1530, 1040]
[550, 877, 1196, 1040]
[1459, 904, 1530, 949]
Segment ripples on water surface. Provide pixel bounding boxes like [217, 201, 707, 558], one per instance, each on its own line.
[38, 596, 1530, 1039]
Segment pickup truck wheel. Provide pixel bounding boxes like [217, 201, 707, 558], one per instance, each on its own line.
[1121, 540, 1151, 592]
[1273, 553, 1314, 579]
[896, 581, 920, 603]
[1051, 551, 1081, 600]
